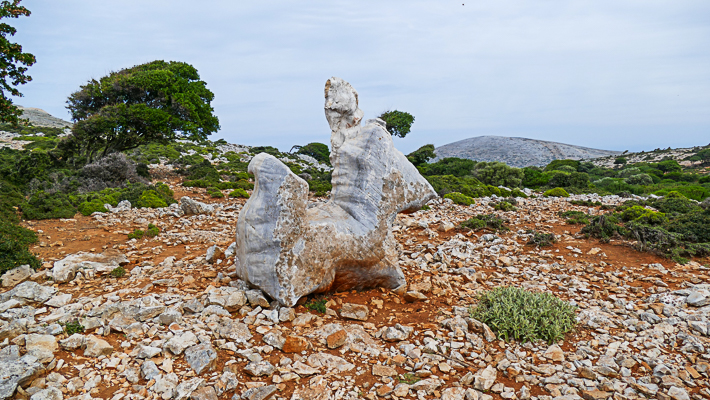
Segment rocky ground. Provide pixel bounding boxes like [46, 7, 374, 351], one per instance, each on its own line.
[2, 179, 710, 400]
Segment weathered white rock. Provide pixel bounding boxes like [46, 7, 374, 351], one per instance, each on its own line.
[184, 343, 217, 375]
[1, 265, 32, 287]
[235, 77, 436, 306]
[164, 331, 198, 355]
[29, 387, 63, 400]
[25, 334, 57, 363]
[339, 303, 369, 321]
[0, 354, 44, 400]
[244, 360, 275, 377]
[0, 281, 56, 305]
[83, 335, 113, 358]
[474, 365, 497, 391]
[52, 250, 128, 283]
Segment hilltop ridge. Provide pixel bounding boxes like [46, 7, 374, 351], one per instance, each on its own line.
[434, 135, 622, 167]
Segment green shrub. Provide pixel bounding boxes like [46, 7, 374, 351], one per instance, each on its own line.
[420, 157, 477, 177]
[544, 160, 580, 172]
[527, 230, 557, 247]
[625, 173, 653, 186]
[146, 223, 160, 237]
[570, 200, 602, 207]
[406, 144, 435, 167]
[110, 266, 126, 278]
[0, 219, 40, 276]
[128, 229, 145, 239]
[77, 199, 109, 216]
[21, 191, 77, 220]
[493, 201, 516, 211]
[470, 286, 577, 344]
[558, 210, 589, 225]
[304, 297, 328, 314]
[543, 187, 569, 198]
[251, 146, 281, 157]
[207, 187, 224, 198]
[581, 214, 627, 242]
[136, 190, 168, 208]
[229, 188, 250, 198]
[460, 214, 509, 231]
[63, 320, 85, 335]
[308, 180, 332, 197]
[471, 162, 524, 188]
[444, 192, 475, 206]
[620, 206, 667, 225]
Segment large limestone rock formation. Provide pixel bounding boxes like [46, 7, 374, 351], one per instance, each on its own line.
[235, 77, 437, 306]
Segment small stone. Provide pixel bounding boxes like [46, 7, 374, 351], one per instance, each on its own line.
[262, 331, 286, 350]
[382, 324, 413, 341]
[372, 364, 397, 377]
[246, 290, 270, 308]
[205, 245, 224, 264]
[578, 366, 597, 380]
[25, 334, 58, 363]
[241, 385, 277, 400]
[244, 360, 275, 377]
[190, 386, 217, 400]
[326, 330, 347, 349]
[29, 387, 63, 400]
[339, 303, 369, 321]
[403, 291, 428, 302]
[474, 365, 497, 391]
[543, 344, 564, 362]
[184, 343, 217, 375]
[82, 335, 113, 358]
[174, 377, 204, 400]
[668, 387, 690, 400]
[140, 360, 161, 381]
[581, 390, 611, 400]
[376, 385, 394, 397]
[282, 336, 309, 353]
[59, 334, 85, 351]
[278, 307, 296, 322]
[164, 331, 198, 355]
[1, 265, 32, 287]
[393, 384, 409, 397]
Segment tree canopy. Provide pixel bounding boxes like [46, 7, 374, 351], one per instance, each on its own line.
[378, 110, 414, 138]
[0, 0, 35, 124]
[406, 144, 436, 167]
[295, 142, 330, 164]
[66, 60, 219, 162]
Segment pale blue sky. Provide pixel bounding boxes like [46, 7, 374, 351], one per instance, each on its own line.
[10, 1, 710, 154]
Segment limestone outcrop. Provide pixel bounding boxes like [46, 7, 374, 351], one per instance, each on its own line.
[235, 77, 437, 306]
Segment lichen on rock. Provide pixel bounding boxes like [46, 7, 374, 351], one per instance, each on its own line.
[235, 77, 437, 306]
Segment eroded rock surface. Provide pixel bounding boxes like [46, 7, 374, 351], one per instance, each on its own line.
[235, 77, 437, 306]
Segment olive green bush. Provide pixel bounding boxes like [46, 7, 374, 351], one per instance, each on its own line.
[470, 287, 577, 344]
[229, 188, 250, 198]
[543, 187, 569, 197]
[460, 214, 509, 231]
[444, 192, 475, 206]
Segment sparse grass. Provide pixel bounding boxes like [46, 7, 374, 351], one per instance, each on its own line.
[470, 286, 577, 344]
[127, 223, 159, 240]
[397, 373, 421, 385]
[493, 201, 516, 212]
[444, 192, 475, 206]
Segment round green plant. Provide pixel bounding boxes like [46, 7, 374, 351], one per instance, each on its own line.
[543, 187, 570, 198]
[470, 286, 577, 344]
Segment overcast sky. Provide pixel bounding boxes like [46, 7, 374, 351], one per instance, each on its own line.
[10, 1, 710, 154]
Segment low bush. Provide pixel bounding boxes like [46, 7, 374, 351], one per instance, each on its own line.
[543, 187, 569, 198]
[469, 286, 577, 344]
[78, 153, 146, 192]
[21, 191, 77, 220]
[77, 199, 109, 216]
[308, 180, 332, 197]
[229, 188, 250, 198]
[0, 219, 40, 276]
[63, 320, 85, 335]
[460, 214, 509, 232]
[444, 192, 475, 206]
[110, 266, 126, 278]
[128, 223, 160, 240]
[527, 230, 557, 247]
[304, 297, 328, 314]
[492, 201, 516, 211]
[207, 187, 224, 198]
[136, 190, 168, 208]
[558, 210, 589, 225]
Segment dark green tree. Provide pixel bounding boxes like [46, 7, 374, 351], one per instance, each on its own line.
[472, 161, 524, 188]
[66, 60, 220, 162]
[0, 0, 36, 124]
[378, 110, 414, 138]
[406, 144, 435, 167]
[295, 142, 330, 164]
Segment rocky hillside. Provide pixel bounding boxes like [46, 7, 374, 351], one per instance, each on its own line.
[17, 106, 73, 129]
[1, 185, 709, 400]
[434, 136, 622, 168]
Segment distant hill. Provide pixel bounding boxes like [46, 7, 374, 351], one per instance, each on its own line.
[17, 106, 72, 129]
[433, 136, 622, 168]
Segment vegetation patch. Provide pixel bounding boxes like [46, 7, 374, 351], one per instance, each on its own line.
[527, 230, 557, 247]
[558, 210, 590, 225]
[110, 266, 126, 278]
[444, 192, 475, 206]
[543, 187, 570, 198]
[229, 188, 250, 198]
[128, 224, 160, 240]
[460, 214, 509, 232]
[63, 320, 85, 335]
[469, 286, 577, 344]
[304, 297, 328, 314]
